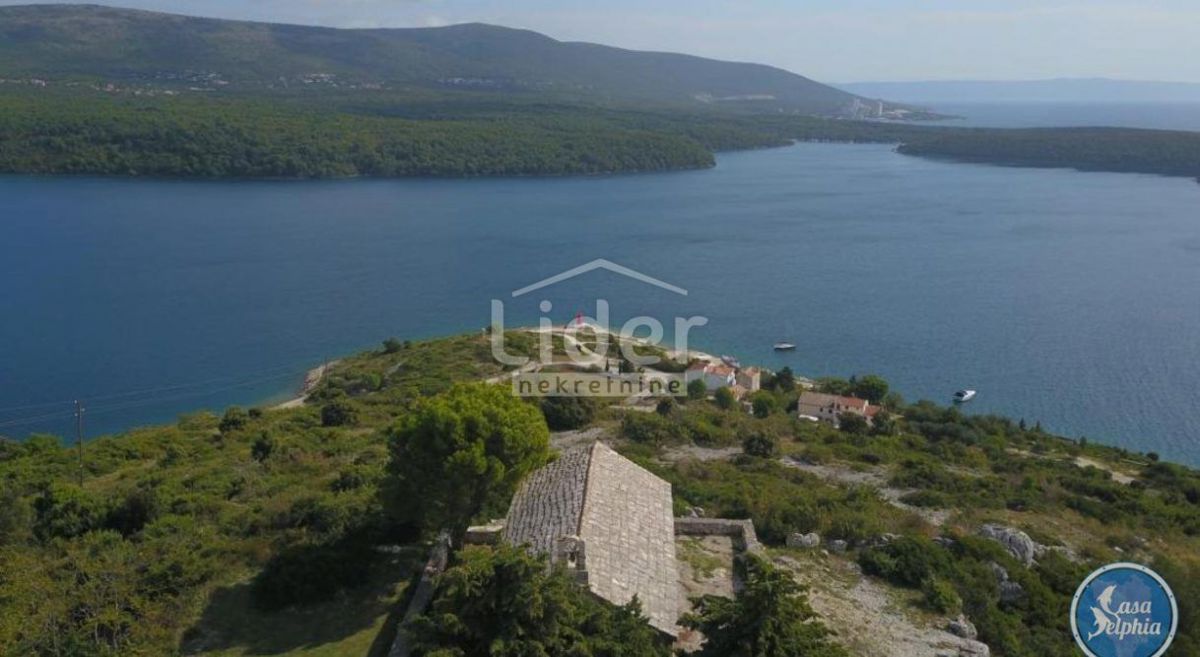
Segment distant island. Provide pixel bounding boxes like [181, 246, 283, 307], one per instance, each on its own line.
[1, 5, 1199, 181]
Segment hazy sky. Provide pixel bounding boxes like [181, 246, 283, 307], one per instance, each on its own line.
[6, 0, 1200, 83]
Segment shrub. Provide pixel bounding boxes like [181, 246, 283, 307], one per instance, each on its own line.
[219, 407, 249, 434]
[687, 379, 707, 401]
[252, 538, 378, 610]
[540, 396, 597, 431]
[750, 391, 777, 419]
[251, 433, 275, 462]
[922, 576, 961, 614]
[713, 387, 736, 410]
[838, 413, 869, 435]
[742, 433, 779, 459]
[859, 536, 951, 588]
[321, 398, 358, 427]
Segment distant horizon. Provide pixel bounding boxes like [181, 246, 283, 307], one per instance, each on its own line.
[3, 0, 1198, 85]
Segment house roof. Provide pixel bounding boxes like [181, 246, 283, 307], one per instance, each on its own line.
[797, 391, 870, 411]
[502, 442, 679, 636]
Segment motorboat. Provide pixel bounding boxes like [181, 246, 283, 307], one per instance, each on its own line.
[773, 342, 796, 351]
[953, 390, 977, 403]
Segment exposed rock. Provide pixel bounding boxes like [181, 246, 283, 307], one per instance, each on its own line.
[787, 532, 821, 549]
[686, 506, 706, 518]
[979, 524, 1038, 566]
[959, 641, 991, 657]
[828, 539, 848, 553]
[989, 561, 1009, 583]
[999, 581, 1024, 604]
[948, 615, 978, 640]
[934, 536, 957, 549]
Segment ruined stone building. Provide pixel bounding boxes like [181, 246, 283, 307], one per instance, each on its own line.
[500, 442, 680, 636]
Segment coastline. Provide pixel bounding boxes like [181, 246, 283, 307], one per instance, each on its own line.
[271, 360, 338, 410]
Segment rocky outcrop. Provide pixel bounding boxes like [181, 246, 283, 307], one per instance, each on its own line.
[979, 525, 1038, 566]
[948, 615, 978, 640]
[787, 532, 821, 549]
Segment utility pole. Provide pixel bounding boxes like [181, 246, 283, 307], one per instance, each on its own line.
[74, 400, 85, 486]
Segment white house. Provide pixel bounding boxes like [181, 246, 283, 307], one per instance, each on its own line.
[685, 361, 737, 392]
[796, 391, 881, 426]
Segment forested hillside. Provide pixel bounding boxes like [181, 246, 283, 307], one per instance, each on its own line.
[2, 333, 1199, 656]
[0, 4, 901, 117]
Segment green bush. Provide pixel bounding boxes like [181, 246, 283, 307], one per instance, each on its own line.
[252, 538, 378, 610]
[922, 576, 961, 614]
[540, 396, 597, 431]
[742, 432, 779, 458]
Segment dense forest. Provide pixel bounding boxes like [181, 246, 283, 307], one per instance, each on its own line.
[4, 88, 1200, 180]
[898, 127, 1200, 180]
[1, 332, 1198, 656]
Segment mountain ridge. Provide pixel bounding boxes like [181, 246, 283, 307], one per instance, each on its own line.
[0, 3, 914, 118]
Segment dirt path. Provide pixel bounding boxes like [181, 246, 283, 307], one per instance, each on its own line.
[774, 553, 989, 657]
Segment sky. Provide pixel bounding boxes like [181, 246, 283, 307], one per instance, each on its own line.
[4, 0, 1199, 83]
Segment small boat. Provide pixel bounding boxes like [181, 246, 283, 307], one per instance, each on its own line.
[720, 355, 741, 368]
[953, 390, 977, 403]
[773, 342, 796, 351]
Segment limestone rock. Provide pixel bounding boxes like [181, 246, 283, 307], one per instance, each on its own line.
[959, 641, 991, 657]
[948, 615, 978, 640]
[999, 581, 1024, 604]
[979, 524, 1037, 566]
[787, 532, 821, 549]
[828, 539, 848, 553]
[989, 561, 1009, 583]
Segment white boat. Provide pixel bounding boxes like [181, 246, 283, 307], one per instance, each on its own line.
[953, 390, 977, 403]
[720, 355, 741, 368]
[773, 342, 796, 351]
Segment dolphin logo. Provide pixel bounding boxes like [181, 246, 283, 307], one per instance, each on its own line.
[1087, 585, 1119, 641]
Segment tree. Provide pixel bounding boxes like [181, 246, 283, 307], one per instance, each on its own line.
[771, 367, 797, 393]
[410, 544, 669, 657]
[385, 383, 551, 538]
[321, 397, 358, 427]
[750, 391, 777, 419]
[540, 396, 597, 431]
[870, 411, 897, 437]
[837, 412, 869, 436]
[218, 406, 249, 434]
[683, 553, 846, 657]
[251, 432, 275, 462]
[382, 337, 403, 354]
[714, 386, 737, 410]
[655, 397, 677, 417]
[850, 375, 889, 404]
[687, 378, 707, 401]
[742, 432, 778, 459]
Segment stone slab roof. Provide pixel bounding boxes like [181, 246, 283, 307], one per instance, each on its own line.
[502, 442, 678, 636]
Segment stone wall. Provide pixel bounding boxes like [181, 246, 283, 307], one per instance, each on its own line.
[674, 517, 762, 553]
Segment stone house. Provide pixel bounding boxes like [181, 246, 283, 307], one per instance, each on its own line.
[684, 361, 737, 392]
[735, 366, 761, 393]
[500, 442, 679, 636]
[796, 391, 881, 426]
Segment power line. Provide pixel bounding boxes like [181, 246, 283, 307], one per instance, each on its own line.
[75, 400, 85, 486]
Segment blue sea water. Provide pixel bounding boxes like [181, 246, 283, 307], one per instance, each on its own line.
[921, 102, 1200, 132]
[3, 143, 1200, 464]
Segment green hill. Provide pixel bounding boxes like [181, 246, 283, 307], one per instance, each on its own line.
[0, 3, 904, 118]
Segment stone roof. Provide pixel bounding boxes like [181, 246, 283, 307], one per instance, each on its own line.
[502, 442, 679, 636]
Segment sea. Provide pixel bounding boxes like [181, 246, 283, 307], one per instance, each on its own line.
[2, 103, 1199, 464]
